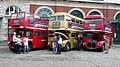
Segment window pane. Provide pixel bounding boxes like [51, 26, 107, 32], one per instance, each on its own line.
[84, 33, 92, 38]
[72, 33, 75, 37]
[42, 32, 47, 36]
[34, 15, 40, 20]
[26, 14, 33, 19]
[76, 20, 80, 23]
[57, 15, 64, 20]
[70, 10, 84, 19]
[86, 19, 102, 23]
[11, 14, 17, 19]
[26, 30, 32, 36]
[18, 13, 24, 18]
[66, 16, 71, 21]
[0, 18, 2, 26]
[34, 32, 40, 36]
[8, 28, 14, 36]
[16, 28, 24, 36]
[72, 18, 75, 22]
[49, 16, 56, 21]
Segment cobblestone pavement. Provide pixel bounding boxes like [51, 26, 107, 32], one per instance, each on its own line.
[0, 45, 120, 67]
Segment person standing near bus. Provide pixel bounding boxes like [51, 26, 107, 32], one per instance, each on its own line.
[23, 36, 29, 54]
[58, 35, 62, 54]
[16, 35, 22, 54]
[76, 35, 82, 51]
[52, 35, 58, 54]
[13, 32, 17, 53]
[104, 35, 110, 54]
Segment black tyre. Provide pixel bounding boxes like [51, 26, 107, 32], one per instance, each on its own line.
[83, 47, 87, 51]
[9, 47, 13, 51]
[28, 43, 32, 51]
[63, 42, 70, 52]
[48, 46, 53, 51]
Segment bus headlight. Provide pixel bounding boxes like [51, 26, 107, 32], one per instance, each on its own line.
[8, 41, 10, 44]
[98, 43, 101, 46]
[83, 42, 86, 45]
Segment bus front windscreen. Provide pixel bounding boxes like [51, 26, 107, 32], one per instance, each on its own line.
[55, 30, 70, 37]
[16, 28, 25, 37]
[84, 33, 92, 38]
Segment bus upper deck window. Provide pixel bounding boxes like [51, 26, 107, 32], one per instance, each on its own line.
[34, 15, 40, 20]
[11, 14, 17, 19]
[26, 14, 33, 19]
[18, 13, 24, 18]
[57, 15, 64, 20]
[76, 20, 80, 24]
[80, 21, 83, 25]
[49, 16, 56, 21]
[72, 18, 75, 22]
[66, 16, 71, 21]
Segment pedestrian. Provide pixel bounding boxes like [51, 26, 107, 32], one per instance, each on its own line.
[23, 36, 29, 54]
[12, 32, 17, 53]
[52, 35, 58, 54]
[104, 35, 110, 54]
[58, 35, 62, 54]
[16, 35, 22, 54]
[76, 35, 82, 51]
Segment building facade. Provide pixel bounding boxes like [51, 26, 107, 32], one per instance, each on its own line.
[0, 0, 120, 44]
[0, 0, 29, 41]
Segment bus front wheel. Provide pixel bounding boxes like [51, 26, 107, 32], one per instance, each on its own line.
[62, 42, 70, 52]
[83, 47, 87, 51]
[28, 43, 32, 51]
[9, 47, 13, 51]
[99, 44, 104, 52]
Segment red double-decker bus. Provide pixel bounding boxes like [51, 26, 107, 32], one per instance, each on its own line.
[8, 12, 48, 51]
[83, 15, 112, 51]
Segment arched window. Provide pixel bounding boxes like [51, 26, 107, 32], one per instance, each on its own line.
[70, 10, 84, 19]
[36, 8, 53, 20]
[115, 13, 120, 20]
[89, 11, 100, 15]
[0, 17, 2, 27]
[5, 5, 22, 16]
[87, 9, 103, 16]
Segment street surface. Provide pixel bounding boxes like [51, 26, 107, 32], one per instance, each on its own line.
[0, 44, 120, 67]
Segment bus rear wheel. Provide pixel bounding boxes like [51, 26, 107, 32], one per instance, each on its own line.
[63, 42, 70, 52]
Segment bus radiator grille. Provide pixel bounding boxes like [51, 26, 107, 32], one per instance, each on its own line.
[88, 42, 96, 48]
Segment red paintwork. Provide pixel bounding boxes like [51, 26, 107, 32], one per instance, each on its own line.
[83, 15, 112, 49]
[8, 12, 48, 49]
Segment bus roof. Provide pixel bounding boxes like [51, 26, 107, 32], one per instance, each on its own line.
[50, 12, 84, 21]
[85, 15, 103, 19]
[85, 15, 111, 23]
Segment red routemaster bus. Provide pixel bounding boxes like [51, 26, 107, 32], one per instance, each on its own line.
[83, 15, 112, 51]
[8, 12, 48, 51]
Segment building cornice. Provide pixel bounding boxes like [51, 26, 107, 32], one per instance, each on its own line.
[29, 1, 120, 10]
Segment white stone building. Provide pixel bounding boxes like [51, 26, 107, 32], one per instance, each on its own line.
[0, 0, 29, 41]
